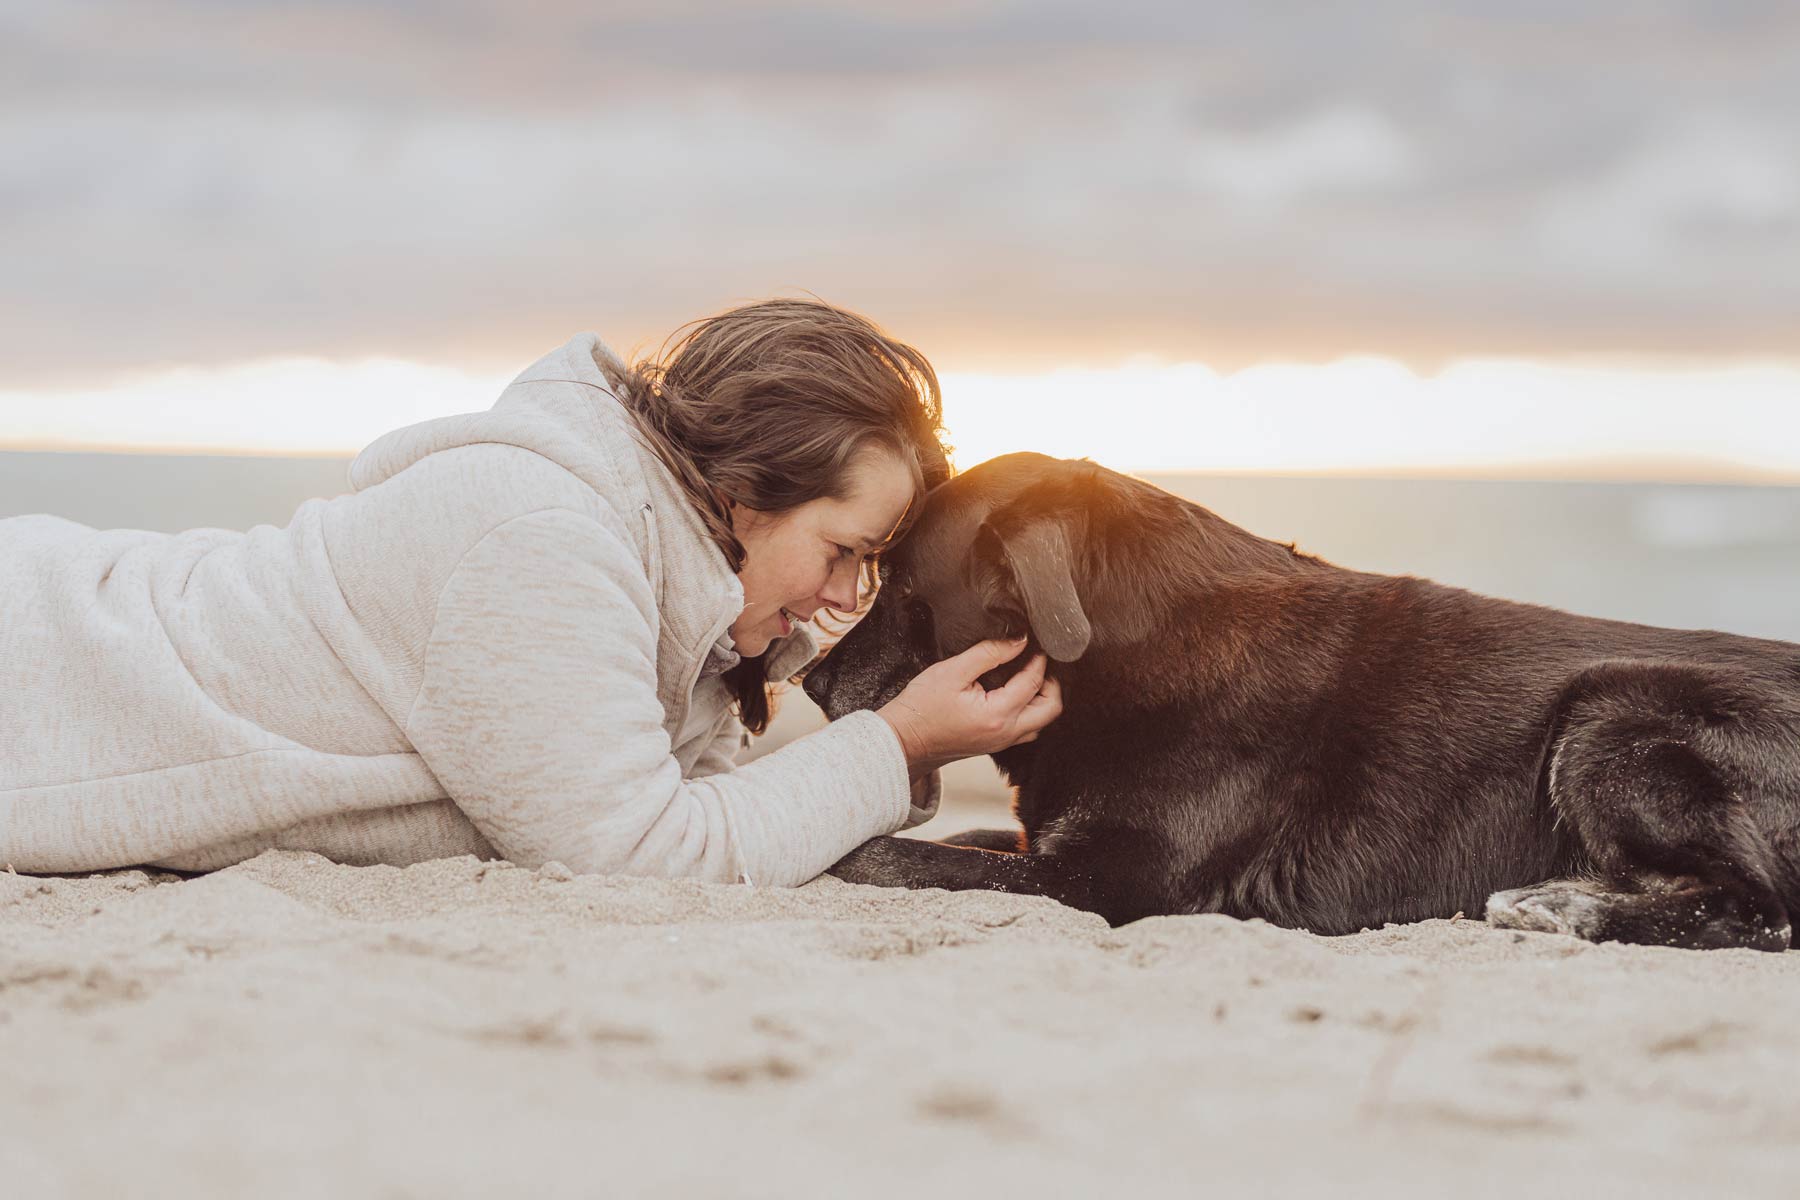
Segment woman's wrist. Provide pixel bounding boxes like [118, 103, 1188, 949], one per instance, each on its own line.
[876, 700, 933, 776]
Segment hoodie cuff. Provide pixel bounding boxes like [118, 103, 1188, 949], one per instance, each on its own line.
[902, 771, 942, 830]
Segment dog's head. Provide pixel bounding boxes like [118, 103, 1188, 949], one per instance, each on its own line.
[803, 452, 1152, 720]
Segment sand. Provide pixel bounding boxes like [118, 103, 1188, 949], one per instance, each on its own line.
[5, 848, 1800, 1198]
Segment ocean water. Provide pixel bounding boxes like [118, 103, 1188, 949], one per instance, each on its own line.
[1151, 472, 1800, 643]
[6, 450, 1796, 641]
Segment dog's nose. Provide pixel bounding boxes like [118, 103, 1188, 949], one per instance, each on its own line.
[801, 659, 833, 707]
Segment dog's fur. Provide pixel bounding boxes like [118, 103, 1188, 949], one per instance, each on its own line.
[802, 453, 1800, 951]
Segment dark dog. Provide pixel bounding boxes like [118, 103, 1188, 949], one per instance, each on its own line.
[802, 453, 1800, 951]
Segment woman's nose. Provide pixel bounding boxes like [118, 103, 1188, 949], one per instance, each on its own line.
[819, 561, 859, 613]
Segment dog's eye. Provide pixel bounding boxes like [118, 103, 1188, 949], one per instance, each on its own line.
[991, 607, 1029, 641]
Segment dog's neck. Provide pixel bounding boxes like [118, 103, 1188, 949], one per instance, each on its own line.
[1060, 553, 1347, 724]
[1081, 500, 1314, 627]
[1067, 499, 1321, 666]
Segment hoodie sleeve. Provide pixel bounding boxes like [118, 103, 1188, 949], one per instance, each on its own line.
[403, 507, 912, 887]
[689, 711, 748, 779]
[690, 712, 938, 819]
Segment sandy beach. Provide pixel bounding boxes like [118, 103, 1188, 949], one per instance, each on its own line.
[4, 847, 1798, 1199]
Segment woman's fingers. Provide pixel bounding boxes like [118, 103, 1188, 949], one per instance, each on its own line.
[883, 639, 1063, 764]
[1023, 674, 1062, 717]
[990, 650, 1048, 709]
[948, 636, 1029, 684]
[1015, 675, 1062, 735]
[990, 658, 1060, 747]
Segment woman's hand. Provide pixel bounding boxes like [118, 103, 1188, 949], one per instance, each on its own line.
[876, 637, 1063, 776]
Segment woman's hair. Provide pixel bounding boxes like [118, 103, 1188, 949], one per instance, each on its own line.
[601, 297, 952, 734]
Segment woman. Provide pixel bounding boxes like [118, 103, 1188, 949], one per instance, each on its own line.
[0, 299, 1060, 886]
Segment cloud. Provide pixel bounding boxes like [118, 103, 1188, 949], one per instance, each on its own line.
[1534, 113, 1799, 266]
[3, 1, 1799, 383]
[1185, 106, 1420, 207]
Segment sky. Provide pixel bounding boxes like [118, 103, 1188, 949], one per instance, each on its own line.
[4, 1, 1798, 476]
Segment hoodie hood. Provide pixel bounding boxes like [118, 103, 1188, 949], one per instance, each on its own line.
[348, 333, 819, 685]
[349, 334, 638, 499]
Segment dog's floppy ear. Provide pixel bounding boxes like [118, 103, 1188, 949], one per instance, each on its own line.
[979, 514, 1091, 662]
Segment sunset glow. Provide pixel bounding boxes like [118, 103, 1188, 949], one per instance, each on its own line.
[4, 356, 1798, 483]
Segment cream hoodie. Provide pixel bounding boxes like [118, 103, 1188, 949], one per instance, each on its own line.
[0, 335, 930, 884]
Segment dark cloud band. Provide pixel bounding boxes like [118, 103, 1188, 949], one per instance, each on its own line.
[4, 1, 1797, 380]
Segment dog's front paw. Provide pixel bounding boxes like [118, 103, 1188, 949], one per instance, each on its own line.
[1485, 880, 1607, 940]
[827, 837, 911, 888]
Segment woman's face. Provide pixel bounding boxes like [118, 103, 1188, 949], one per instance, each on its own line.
[729, 447, 916, 658]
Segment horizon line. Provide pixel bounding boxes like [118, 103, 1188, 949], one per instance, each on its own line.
[4, 441, 1797, 489]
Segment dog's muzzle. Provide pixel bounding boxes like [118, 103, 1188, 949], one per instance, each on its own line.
[800, 657, 838, 712]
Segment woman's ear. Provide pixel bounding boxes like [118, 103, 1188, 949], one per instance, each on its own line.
[977, 512, 1091, 663]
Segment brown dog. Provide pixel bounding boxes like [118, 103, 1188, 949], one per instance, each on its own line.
[802, 453, 1800, 950]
